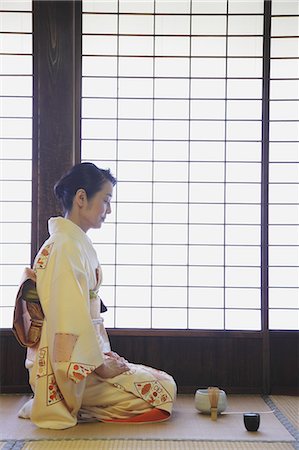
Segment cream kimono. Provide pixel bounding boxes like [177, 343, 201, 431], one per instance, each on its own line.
[18, 217, 176, 429]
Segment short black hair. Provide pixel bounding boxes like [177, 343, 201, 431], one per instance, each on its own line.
[54, 162, 116, 213]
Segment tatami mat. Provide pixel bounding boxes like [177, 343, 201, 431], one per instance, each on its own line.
[0, 395, 295, 443]
[20, 440, 296, 450]
[270, 396, 299, 430]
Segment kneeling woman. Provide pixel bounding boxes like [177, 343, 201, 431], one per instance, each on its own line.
[17, 163, 177, 429]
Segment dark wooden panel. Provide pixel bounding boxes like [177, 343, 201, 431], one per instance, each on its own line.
[0, 331, 31, 393]
[109, 334, 263, 394]
[1, 330, 298, 394]
[269, 331, 299, 395]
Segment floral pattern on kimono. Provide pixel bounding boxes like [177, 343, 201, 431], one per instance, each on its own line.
[47, 374, 64, 405]
[134, 380, 172, 407]
[68, 363, 96, 383]
[36, 347, 48, 378]
[35, 244, 53, 269]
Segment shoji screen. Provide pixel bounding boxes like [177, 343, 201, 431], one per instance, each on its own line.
[81, 0, 264, 330]
[268, 0, 299, 330]
[0, 0, 33, 327]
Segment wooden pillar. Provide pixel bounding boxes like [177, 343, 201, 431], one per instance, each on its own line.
[31, 0, 82, 257]
[261, 0, 271, 394]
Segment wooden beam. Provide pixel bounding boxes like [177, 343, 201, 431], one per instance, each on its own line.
[31, 0, 82, 257]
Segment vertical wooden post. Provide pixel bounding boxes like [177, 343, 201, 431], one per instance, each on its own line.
[31, 0, 82, 258]
[261, 0, 272, 394]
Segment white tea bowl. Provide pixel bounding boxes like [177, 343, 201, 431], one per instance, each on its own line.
[195, 388, 227, 414]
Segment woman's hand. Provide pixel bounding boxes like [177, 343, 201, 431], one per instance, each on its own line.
[95, 356, 129, 379]
[105, 351, 127, 363]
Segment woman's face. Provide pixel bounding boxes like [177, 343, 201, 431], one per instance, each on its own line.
[80, 181, 113, 232]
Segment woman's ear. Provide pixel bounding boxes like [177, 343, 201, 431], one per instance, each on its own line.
[74, 189, 87, 207]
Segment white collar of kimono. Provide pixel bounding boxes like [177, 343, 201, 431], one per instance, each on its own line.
[48, 217, 92, 244]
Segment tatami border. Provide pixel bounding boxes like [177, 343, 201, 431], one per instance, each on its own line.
[262, 396, 299, 450]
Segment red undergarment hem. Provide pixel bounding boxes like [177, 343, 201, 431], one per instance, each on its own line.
[101, 408, 170, 423]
